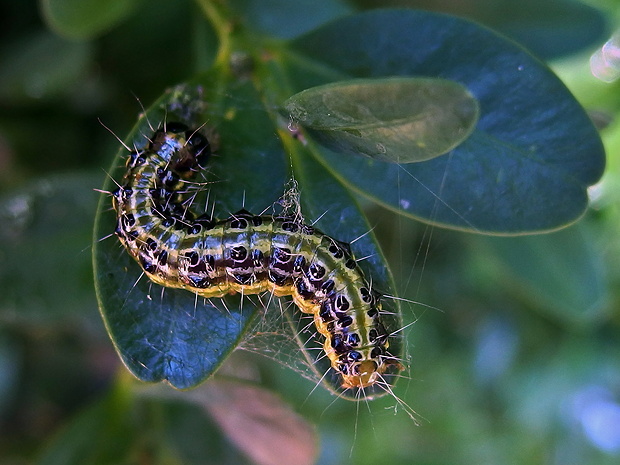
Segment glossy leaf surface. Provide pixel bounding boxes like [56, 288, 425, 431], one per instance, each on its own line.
[288, 10, 605, 233]
[40, 0, 142, 39]
[93, 73, 394, 389]
[285, 77, 479, 163]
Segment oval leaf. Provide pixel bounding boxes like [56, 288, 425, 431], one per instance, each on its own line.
[288, 142, 403, 398]
[40, 0, 142, 39]
[470, 222, 609, 326]
[0, 173, 99, 323]
[285, 77, 479, 163]
[196, 381, 318, 465]
[92, 81, 283, 389]
[93, 73, 401, 391]
[0, 32, 92, 103]
[138, 379, 318, 465]
[228, 0, 352, 39]
[288, 10, 605, 233]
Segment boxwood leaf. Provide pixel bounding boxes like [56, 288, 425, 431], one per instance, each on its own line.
[93, 70, 396, 390]
[40, 0, 142, 39]
[285, 77, 479, 163]
[288, 10, 605, 233]
[92, 80, 276, 389]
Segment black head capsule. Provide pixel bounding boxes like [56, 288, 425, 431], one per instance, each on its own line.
[163, 121, 190, 134]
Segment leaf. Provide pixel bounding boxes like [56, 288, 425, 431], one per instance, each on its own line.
[470, 222, 609, 326]
[472, 0, 608, 60]
[38, 387, 134, 465]
[202, 381, 317, 465]
[286, 142, 403, 397]
[285, 77, 479, 163]
[353, 0, 608, 60]
[0, 32, 92, 103]
[0, 173, 100, 323]
[92, 82, 276, 389]
[288, 10, 605, 233]
[228, 0, 353, 39]
[92, 64, 397, 391]
[184, 380, 317, 465]
[40, 0, 143, 39]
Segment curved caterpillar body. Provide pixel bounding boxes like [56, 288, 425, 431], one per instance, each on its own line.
[112, 122, 402, 390]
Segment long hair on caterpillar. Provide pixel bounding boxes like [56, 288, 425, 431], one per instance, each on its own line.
[94, 83, 415, 405]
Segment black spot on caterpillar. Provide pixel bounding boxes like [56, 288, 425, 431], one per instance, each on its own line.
[112, 121, 404, 390]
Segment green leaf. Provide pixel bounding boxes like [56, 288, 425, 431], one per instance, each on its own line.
[470, 222, 609, 326]
[0, 32, 92, 103]
[40, 0, 143, 39]
[0, 173, 100, 323]
[470, 0, 608, 60]
[288, 10, 605, 233]
[285, 77, 479, 163]
[92, 81, 277, 389]
[93, 69, 399, 392]
[38, 386, 134, 465]
[353, 0, 608, 60]
[228, 0, 353, 39]
[286, 142, 403, 397]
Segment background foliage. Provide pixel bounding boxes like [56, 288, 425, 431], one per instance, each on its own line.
[1, 1, 619, 464]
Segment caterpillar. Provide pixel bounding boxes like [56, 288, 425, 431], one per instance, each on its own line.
[112, 121, 404, 391]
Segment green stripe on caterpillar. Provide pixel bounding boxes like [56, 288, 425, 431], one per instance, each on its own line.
[112, 121, 404, 391]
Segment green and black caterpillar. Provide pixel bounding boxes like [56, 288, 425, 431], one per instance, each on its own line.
[112, 121, 403, 390]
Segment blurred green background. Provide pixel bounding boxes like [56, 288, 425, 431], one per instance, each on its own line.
[1, 0, 620, 464]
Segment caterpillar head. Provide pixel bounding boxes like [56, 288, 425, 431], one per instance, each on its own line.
[340, 357, 404, 389]
[150, 122, 211, 174]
